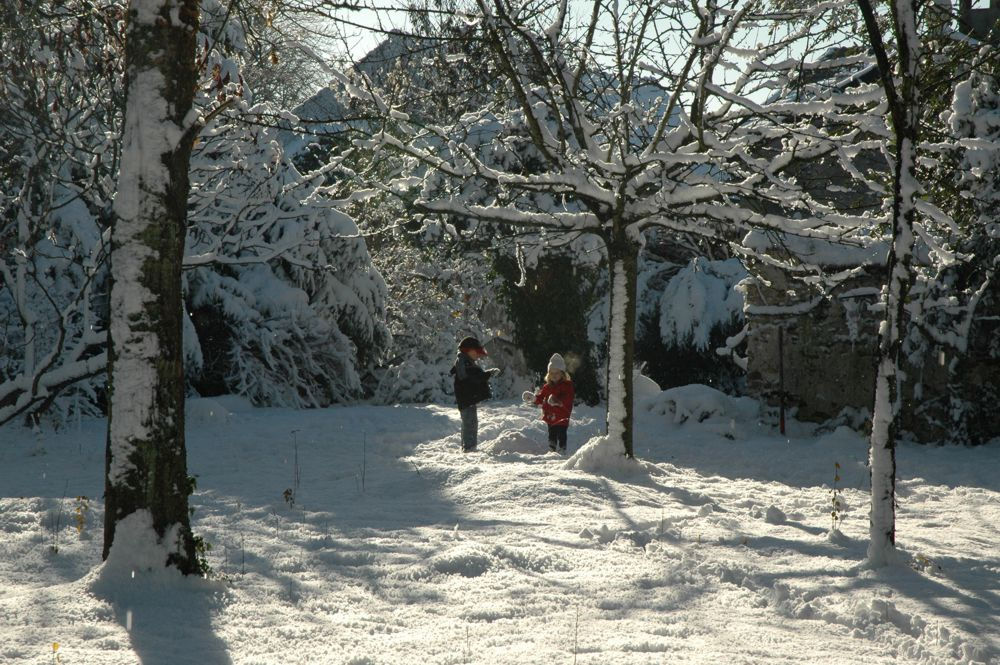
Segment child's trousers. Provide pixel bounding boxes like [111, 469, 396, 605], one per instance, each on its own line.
[547, 424, 568, 451]
[459, 405, 478, 451]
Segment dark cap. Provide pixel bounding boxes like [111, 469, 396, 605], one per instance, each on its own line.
[458, 336, 487, 355]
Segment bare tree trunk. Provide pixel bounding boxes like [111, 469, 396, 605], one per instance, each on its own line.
[103, 0, 201, 574]
[857, 0, 921, 567]
[13, 178, 37, 380]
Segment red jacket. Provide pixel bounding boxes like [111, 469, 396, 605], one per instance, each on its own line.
[535, 379, 574, 426]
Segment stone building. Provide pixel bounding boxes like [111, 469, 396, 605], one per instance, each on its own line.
[739, 3, 1000, 444]
[740, 230, 1000, 444]
[961, 0, 1000, 39]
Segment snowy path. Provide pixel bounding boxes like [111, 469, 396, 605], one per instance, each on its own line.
[1, 395, 999, 664]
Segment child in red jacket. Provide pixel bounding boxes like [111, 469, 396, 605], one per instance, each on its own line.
[524, 353, 575, 453]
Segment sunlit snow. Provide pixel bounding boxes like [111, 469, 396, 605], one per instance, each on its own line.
[1, 389, 997, 664]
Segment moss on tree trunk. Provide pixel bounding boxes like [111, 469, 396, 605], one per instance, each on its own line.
[103, 0, 201, 575]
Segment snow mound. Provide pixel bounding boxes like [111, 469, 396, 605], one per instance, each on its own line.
[186, 397, 234, 425]
[633, 371, 662, 405]
[827, 528, 853, 546]
[494, 544, 570, 573]
[643, 384, 758, 425]
[425, 542, 568, 579]
[563, 435, 654, 479]
[482, 428, 549, 455]
[89, 511, 184, 595]
[764, 506, 786, 524]
[430, 543, 495, 577]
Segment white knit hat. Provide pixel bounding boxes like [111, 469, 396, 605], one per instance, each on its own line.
[547, 353, 566, 373]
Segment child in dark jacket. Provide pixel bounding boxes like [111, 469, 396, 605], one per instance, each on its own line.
[524, 353, 575, 453]
[451, 336, 499, 452]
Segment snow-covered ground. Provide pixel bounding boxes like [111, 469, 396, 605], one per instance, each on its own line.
[2, 387, 998, 664]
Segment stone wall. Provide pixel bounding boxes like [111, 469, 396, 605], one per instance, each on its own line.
[743, 260, 880, 423]
[742, 257, 1000, 443]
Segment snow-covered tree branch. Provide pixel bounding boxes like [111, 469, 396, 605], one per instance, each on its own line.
[1, 0, 391, 425]
[331, 0, 890, 458]
[1, 1, 121, 427]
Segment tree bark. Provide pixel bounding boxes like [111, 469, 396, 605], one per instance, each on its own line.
[857, 0, 920, 567]
[605, 231, 639, 458]
[103, 0, 201, 574]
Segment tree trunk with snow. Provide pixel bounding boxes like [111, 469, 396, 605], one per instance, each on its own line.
[857, 0, 921, 567]
[604, 231, 640, 458]
[103, 0, 201, 574]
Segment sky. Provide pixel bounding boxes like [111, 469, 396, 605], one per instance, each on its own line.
[2, 383, 998, 664]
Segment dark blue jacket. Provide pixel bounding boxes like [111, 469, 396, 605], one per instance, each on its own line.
[451, 352, 491, 409]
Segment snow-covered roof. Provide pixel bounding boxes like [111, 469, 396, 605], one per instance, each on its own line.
[278, 87, 349, 157]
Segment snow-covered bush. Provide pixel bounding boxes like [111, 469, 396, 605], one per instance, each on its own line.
[368, 238, 504, 405]
[658, 258, 746, 353]
[642, 384, 759, 426]
[0, 0, 121, 426]
[0, 0, 390, 422]
[185, 99, 390, 407]
[636, 255, 747, 394]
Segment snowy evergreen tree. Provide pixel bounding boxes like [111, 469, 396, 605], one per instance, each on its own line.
[181, 0, 392, 407]
[637, 254, 747, 393]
